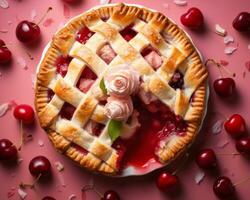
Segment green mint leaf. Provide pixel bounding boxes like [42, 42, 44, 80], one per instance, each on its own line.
[108, 119, 123, 142]
[99, 78, 107, 95]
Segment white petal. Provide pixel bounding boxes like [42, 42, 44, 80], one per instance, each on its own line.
[30, 9, 37, 21]
[0, 103, 9, 117]
[31, 74, 35, 89]
[173, 0, 187, 6]
[224, 46, 237, 55]
[18, 188, 27, 199]
[58, 173, 66, 187]
[38, 139, 44, 147]
[0, 0, 9, 9]
[212, 120, 224, 135]
[224, 35, 234, 44]
[68, 194, 77, 200]
[99, 0, 110, 5]
[55, 161, 64, 172]
[195, 169, 205, 184]
[17, 57, 28, 70]
[215, 24, 227, 36]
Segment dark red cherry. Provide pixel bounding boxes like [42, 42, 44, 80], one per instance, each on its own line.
[156, 172, 179, 191]
[224, 114, 247, 139]
[0, 139, 18, 161]
[232, 12, 250, 32]
[42, 197, 56, 200]
[16, 20, 40, 44]
[29, 156, 51, 177]
[13, 104, 35, 124]
[196, 148, 217, 169]
[55, 56, 72, 77]
[213, 78, 235, 97]
[236, 136, 250, 156]
[213, 176, 235, 199]
[180, 7, 204, 29]
[0, 39, 12, 64]
[120, 25, 137, 41]
[76, 27, 94, 44]
[101, 190, 120, 200]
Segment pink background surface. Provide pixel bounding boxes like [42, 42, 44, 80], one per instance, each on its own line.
[0, 0, 250, 199]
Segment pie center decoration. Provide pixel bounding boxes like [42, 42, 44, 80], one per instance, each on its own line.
[35, 3, 208, 175]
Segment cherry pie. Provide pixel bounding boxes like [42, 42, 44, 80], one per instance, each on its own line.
[35, 3, 208, 175]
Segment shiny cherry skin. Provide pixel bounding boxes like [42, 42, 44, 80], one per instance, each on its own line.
[180, 7, 204, 29]
[236, 136, 250, 156]
[196, 149, 217, 169]
[42, 196, 56, 200]
[13, 104, 35, 124]
[213, 176, 235, 199]
[16, 20, 40, 44]
[213, 78, 235, 97]
[232, 12, 250, 32]
[29, 156, 51, 177]
[156, 172, 179, 191]
[0, 39, 12, 64]
[0, 139, 18, 161]
[224, 114, 247, 139]
[101, 190, 120, 200]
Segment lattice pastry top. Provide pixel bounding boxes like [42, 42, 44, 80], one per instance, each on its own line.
[35, 3, 208, 175]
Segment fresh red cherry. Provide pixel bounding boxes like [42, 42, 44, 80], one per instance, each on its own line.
[236, 136, 250, 156]
[196, 148, 217, 169]
[213, 78, 235, 97]
[232, 12, 250, 32]
[13, 104, 35, 124]
[101, 190, 120, 200]
[224, 114, 247, 139]
[0, 139, 18, 161]
[213, 176, 235, 199]
[0, 39, 12, 64]
[16, 20, 40, 44]
[42, 196, 56, 200]
[180, 7, 204, 29]
[29, 156, 51, 178]
[156, 172, 179, 191]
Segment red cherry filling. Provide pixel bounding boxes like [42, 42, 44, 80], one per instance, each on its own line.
[141, 46, 163, 70]
[59, 102, 76, 120]
[169, 70, 184, 90]
[76, 27, 94, 44]
[113, 97, 187, 169]
[97, 44, 117, 64]
[76, 67, 97, 93]
[120, 25, 137, 41]
[55, 55, 72, 77]
[84, 120, 105, 137]
[47, 89, 55, 102]
[72, 143, 89, 155]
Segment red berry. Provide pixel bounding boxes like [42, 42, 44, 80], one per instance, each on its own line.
[13, 104, 35, 124]
[76, 27, 94, 44]
[16, 20, 40, 44]
[196, 149, 217, 169]
[180, 7, 204, 29]
[232, 12, 250, 32]
[213, 176, 235, 199]
[0, 139, 18, 161]
[156, 172, 179, 191]
[102, 190, 120, 200]
[0, 39, 12, 64]
[42, 197, 56, 200]
[29, 156, 51, 178]
[236, 136, 250, 156]
[224, 114, 247, 139]
[213, 78, 235, 97]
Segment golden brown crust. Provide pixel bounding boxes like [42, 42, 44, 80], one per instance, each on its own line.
[35, 3, 208, 175]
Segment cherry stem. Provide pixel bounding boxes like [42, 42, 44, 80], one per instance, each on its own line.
[217, 153, 240, 156]
[20, 173, 42, 189]
[36, 7, 53, 26]
[172, 153, 189, 175]
[205, 59, 235, 78]
[18, 120, 23, 151]
[233, 177, 250, 187]
[81, 184, 103, 199]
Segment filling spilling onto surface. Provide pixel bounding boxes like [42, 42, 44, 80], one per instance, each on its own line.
[47, 25, 188, 170]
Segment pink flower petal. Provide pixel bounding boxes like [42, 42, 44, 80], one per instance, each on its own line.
[17, 57, 28, 70]
[224, 46, 237, 55]
[217, 140, 229, 148]
[194, 169, 205, 184]
[58, 173, 66, 187]
[100, 0, 111, 4]
[17, 188, 27, 199]
[219, 60, 229, 66]
[43, 18, 54, 27]
[0, 29, 8, 33]
[212, 119, 224, 135]
[30, 9, 37, 21]
[0, 0, 9, 9]
[55, 161, 64, 172]
[31, 74, 35, 89]
[173, 0, 187, 6]
[0, 103, 10, 117]
[68, 194, 77, 200]
[38, 139, 44, 147]
[245, 61, 250, 72]
[224, 35, 234, 44]
[63, 4, 70, 19]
